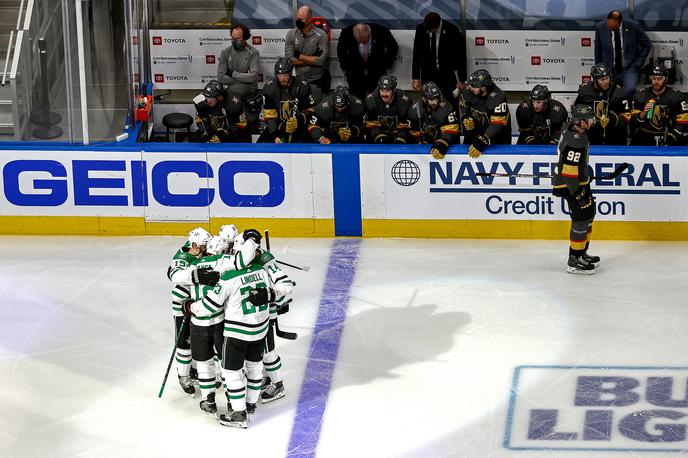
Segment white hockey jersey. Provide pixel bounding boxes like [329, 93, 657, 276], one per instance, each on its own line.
[190, 256, 294, 341]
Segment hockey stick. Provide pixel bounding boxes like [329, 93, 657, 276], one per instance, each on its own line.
[263, 229, 311, 271]
[158, 315, 189, 398]
[263, 231, 298, 340]
[476, 162, 628, 181]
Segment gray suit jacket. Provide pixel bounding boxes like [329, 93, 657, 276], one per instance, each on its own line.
[594, 18, 651, 72]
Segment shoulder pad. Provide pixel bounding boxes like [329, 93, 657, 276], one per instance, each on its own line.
[561, 128, 588, 149]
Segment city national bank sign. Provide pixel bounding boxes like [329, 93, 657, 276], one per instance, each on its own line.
[505, 366, 688, 452]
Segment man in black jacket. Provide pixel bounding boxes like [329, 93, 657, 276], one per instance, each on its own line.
[337, 22, 398, 100]
[411, 12, 466, 104]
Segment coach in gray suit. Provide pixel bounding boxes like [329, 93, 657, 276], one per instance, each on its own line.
[594, 10, 651, 100]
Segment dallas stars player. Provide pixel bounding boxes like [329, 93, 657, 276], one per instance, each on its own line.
[516, 84, 568, 145]
[574, 65, 629, 145]
[365, 75, 414, 144]
[183, 252, 294, 428]
[552, 105, 600, 275]
[407, 81, 460, 159]
[308, 85, 366, 144]
[460, 69, 512, 158]
[259, 57, 315, 143]
[185, 229, 261, 415]
[630, 66, 688, 146]
[167, 228, 220, 394]
[190, 80, 250, 143]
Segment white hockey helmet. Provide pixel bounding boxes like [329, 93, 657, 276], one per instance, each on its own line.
[219, 224, 238, 242]
[206, 235, 230, 255]
[188, 227, 211, 247]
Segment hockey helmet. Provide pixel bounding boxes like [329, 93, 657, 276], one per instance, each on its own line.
[188, 227, 211, 247]
[649, 65, 668, 78]
[467, 69, 492, 88]
[571, 104, 595, 123]
[377, 74, 397, 91]
[206, 235, 230, 255]
[274, 57, 293, 76]
[590, 64, 611, 80]
[421, 81, 442, 100]
[219, 224, 238, 242]
[332, 86, 350, 108]
[202, 80, 224, 99]
[529, 84, 550, 102]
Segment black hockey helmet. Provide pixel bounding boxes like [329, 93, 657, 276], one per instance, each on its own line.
[332, 86, 350, 108]
[377, 74, 397, 91]
[590, 64, 611, 80]
[274, 57, 293, 75]
[571, 104, 595, 122]
[202, 79, 224, 99]
[467, 69, 492, 88]
[529, 84, 549, 101]
[649, 65, 668, 78]
[421, 81, 442, 100]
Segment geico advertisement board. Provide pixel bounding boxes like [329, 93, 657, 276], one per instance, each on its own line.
[360, 154, 687, 222]
[0, 150, 333, 220]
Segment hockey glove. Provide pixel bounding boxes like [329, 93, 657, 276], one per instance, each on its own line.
[192, 267, 220, 286]
[430, 138, 449, 159]
[572, 186, 593, 209]
[462, 117, 475, 131]
[182, 298, 195, 318]
[337, 127, 352, 142]
[249, 287, 276, 307]
[242, 228, 262, 245]
[319, 136, 331, 144]
[469, 134, 490, 158]
[599, 115, 610, 129]
[285, 116, 298, 134]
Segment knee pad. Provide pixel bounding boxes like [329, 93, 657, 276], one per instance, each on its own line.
[263, 349, 278, 364]
[224, 369, 243, 385]
[245, 359, 262, 379]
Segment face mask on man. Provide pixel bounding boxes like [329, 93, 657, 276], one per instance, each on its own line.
[232, 39, 245, 51]
[295, 19, 306, 30]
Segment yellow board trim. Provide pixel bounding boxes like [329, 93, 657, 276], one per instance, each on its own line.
[362, 219, 688, 241]
[0, 216, 334, 237]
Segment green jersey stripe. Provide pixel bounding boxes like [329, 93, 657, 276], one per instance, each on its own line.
[224, 324, 269, 336]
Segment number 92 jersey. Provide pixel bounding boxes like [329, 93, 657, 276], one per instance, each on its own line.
[552, 122, 590, 193]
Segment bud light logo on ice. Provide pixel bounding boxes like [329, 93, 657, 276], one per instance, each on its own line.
[1, 159, 285, 208]
[505, 366, 688, 451]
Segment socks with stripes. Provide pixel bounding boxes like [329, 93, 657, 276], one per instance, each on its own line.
[263, 350, 283, 384]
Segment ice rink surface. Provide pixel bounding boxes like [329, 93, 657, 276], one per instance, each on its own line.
[1, 236, 687, 458]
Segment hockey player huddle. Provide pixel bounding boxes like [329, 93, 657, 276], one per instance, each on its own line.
[167, 225, 294, 428]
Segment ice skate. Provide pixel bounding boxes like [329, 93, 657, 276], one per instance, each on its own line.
[218, 410, 247, 428]
[178, 375, 196, 395]
[261, 381, 285, 403]
[566, 255, 595, 275]
[199, 392, 217, 414]
[582, 252, 600, 266]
